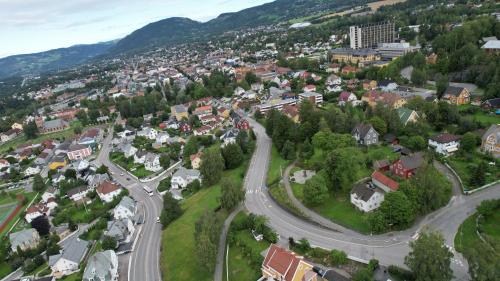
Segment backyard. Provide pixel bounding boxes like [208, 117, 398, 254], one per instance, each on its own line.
[109, 151, 154, 178]
[161, 164, 247, 281]
[448, 154, 500, 191]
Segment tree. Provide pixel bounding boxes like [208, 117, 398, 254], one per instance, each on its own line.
[369, 211, 387, 233]
[73, 125, 83, 135]
[64, 169, 77, 179]
[200, 147, 225, 186]
[96, 165, 109, 175]
[470, 161, 486, 187]
[24, 122, 38, 139]
[102, 236, 117, 250]
[380, 191, 415, 228]
[32, 174, 46, 192]
[159, 154, 171, 170]
[245, 72, 259, 85]
[303, 173, 329, 205]
[300, 139, 313, 159]
[160, 193, 183, 227]
[407, 136, 426, 151]
[460, 132, 477, 153]
[325, 148, 365, 191]
[370, 116, 388, 136]
[330, 249, 348, 265]
[222, 143, 244, 169]
[436, 74, 449, 99]
[411, 68, 427, 86]
[195, 211, 221, 272]
[280, 140, 296, 160]
[405, 231, 453, 281]
[219, 178, 244, 211]
[296, 238, 311, 253]
[31, 216, 51, 236]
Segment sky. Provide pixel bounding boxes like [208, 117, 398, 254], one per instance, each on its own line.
[0, 0, 274, 58]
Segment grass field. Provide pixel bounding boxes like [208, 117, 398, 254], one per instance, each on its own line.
[161, 164, 247, 281]
[448, 155, 499, 191]
[266, 146, 289, 186]
[268, 184, 304, 217]
[224, 212, 269, 281]
[0, 192, 37, 239]
[0, 204, 18, 225]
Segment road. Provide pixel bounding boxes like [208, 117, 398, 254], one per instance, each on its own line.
[244, 118, 500, 281]
[96, 127, 168, 281]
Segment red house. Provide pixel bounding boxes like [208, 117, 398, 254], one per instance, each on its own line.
[179, 123, 192, 133]
[236, 119, 250, 130]
[390, 152, 424, 179]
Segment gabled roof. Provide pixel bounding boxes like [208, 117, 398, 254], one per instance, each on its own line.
[9, 228, 39, 249]
[371, 171, 399, 191]
[397, 107, 416, 124]
[83, 250, 117, 281]
[172, 167, 200, 180]
[398, 152, 425, 170]
[352, 123, 378, 139]
[430, 133, 460, 144]
[351, 183, 379, 202]
[49, 238, 89, 266]
[116, 196, 136, 214]
[262, 244, 303, 281]
[444, 86, 467, 97]
[97, 181, 121, 195]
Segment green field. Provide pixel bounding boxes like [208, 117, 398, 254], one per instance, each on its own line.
[110, 152, 154, 178]
[0, 204, 18, 225]
[0, 192, 37, 239]
[268, 184, 304, 217]
[0, 262, 12, 280]
[224, 212, 269, 281]
[266, 146, 289, 186]
[161, 164, 247, 281]
[448, 155, 499, 191]
[291, 183, 371, 234]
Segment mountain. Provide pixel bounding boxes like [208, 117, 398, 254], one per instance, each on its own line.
[0, 41, 116, 79]
[109, 0, 363, 55]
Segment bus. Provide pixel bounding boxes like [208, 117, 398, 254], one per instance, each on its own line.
[143, 185, 154, 196]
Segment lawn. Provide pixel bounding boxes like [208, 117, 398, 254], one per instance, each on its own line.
[110, 152, 155, 179]
[291, 183, 371, 234]
[161, 165, 247, 281]
[266, 146, 289, 186]
[0, 262, 12, 280]
[448, 155, 499, 191]
[224, 212, 270, 281]
[268, 184, 304, 217]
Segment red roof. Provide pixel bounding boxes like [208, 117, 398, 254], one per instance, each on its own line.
[97, 181, 121, 195]
[262, 244, 301, 281]
[371, 171, 399, 191]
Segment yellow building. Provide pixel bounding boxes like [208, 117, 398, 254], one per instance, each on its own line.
[331, 48, 380, 64]
[171, 104, 189, 121]
[261, 245, 318, 281]
[49, 156, 67, 170]
[11, 123, 23, 130]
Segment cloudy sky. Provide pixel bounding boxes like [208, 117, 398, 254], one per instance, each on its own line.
[0, 0, 273, 58]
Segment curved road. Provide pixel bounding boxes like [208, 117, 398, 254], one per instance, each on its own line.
[244, 118, 500, 281]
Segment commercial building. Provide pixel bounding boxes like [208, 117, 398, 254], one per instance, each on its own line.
[377, 42, 420, 60]
[350, 21, 395, 49]
[331, 48, 380, 64]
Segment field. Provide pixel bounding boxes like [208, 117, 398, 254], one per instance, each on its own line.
[320, 0, 407, 19]
[224, 212, 269, 281]
[161, 164, 247, 281]
[266, 146, 289, 186]
[448, 155, 499, 191]
[0, 204, 18, 226]
[0, 192, 37, 239]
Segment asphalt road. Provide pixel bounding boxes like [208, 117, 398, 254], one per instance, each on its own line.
[244, 118, 500, 281]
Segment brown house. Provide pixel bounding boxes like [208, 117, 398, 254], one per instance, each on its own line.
[442, 86, 470, 105]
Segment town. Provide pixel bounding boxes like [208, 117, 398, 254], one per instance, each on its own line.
[0, 1, 499, 281]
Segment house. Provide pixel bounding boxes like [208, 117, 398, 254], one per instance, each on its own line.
[67, 144, 92, 161]
[42, 187, 58, 203]
[67, 186, 92, 202]
[352, 124, 379, 146]
[303, 85, 317, 92]
[220, 128, 239, 147]
[24, 165, 41, 176]
[481, 98, 500, 111]
[338, 92, 360, 107]
[351, 182, 385, 212]
[235, 118, 250, 130]
[165, 119, 179, 130]
[25, 204, 49, 223]
[1, 129, 21, 142]
[144, 153, 162, 172]
[97, 181, 122, 203]
[326, 74, 342, 86]
[442, 86, 470, 105]
[83, 250, 119, 281]
[299, 92, 323, 106]
[282, 104, 300, 123]
[261, 244, 318, 281]
[117, 128, 135, 140]
[481, 124, 500, 158]
[52, 173, 66, 185]
[190, 152, 203, 169]
[0, 159, 10, 170]
[397, 107, 419, 126]
[106, 219, 135, 244]
[113, 196, 136, 220]
[390, 152, 425, 179]
[49, 155, 67, 170]
[193, 105, 213, 118]
[481, 39, 500, 54]
[11, 122, 23, 130]
[87, 173, 110, 188]
[78, 128, 102, 148]
[155, 132, 170, 144]
[133, 150, 147, 164]
[171, 167, 201, 189]
[373, 159, 391, 171]
[120, 142, 138, 158]
[9, 228, 41, 252]
[371, 171, 399, 192]
[49, 238, 89, 278]
[194, 125, 212, 136]
[428, 133, 461, 156]
[179, 122, 192, 133]
[171, 105, 188, 121]
[378, 80, 398, 92]
[34, 152, 50, 165]
[137, 127, 157, 140]
[362, 91, 406, 109]
[36, 118, 69, 134]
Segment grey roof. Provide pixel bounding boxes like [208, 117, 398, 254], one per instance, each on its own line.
[135, 150, 147, 158]
[83, 250, 117, 281]
[145, 152, 159, 163]
[331, 48, 379, 56]
[444, 86, 466, 97]
[9, 228, 38, 249]
[49, 238, 89, 266]
[399, 152, 425, 170]
[66, 186, 90, 197]
[174, 104, 187, 113]
[43, 119, 69, 130]
[116, 196, 136, 214]
[482, 124, 500, 143]
[106, 219, 130, 242]
[88, 173, 110, 187]
[351, 183, 379, 202]
[352, 123, 378, 139]
[173, 167, 200, 180]
[220, 128, 239, 140]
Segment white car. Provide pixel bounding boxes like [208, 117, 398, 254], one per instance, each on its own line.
[156, 217, 161, 223]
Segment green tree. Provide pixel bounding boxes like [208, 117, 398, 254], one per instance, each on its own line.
[300, 139, 313, 160]
[222, 143, 244, 169]
[200, 146, 225, 186]
[380, 191, 415, 228]
[73, 125, 83, 135]
[64, 169, 77, 179]
[325, 148, 365, 191]
[303, 173, 329, 205]
[159, 154, 171, 169]
[102, 236, 117, 250]
[160, 193, 183, 227]
[245, 72, 259, 85]
[330, 249, 348, 265]
[219, 178, 244, 211]
[32, 174, 46, 192]
[405, 231, 453, 281]
[407, 136, 426, 151]
[471, 161, 486, 187]
[460, 132, 477, 153]
[369, 211, 387, 233]
[411, 68, 427, 86]
[436, 74, 449, 99]
[24, 122, 39, 139]
[96, 165, 109, 175]
[280, 140, 296, 160]
[194, 211, 221, 272]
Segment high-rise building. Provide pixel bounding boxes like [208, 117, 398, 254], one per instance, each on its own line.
[350, 21, 395, 49]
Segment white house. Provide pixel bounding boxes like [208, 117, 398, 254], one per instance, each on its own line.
[428, 133, 460, 156]
[42, 187, 58, 203]
[137, 127, 157, 140]
[83, 250, 119, 281]
[96, 181, 122, 203]
[133, 150, 147, 164]
[49, 238, 89, 278]
[24, 203, 49, 223]
[119, 142, 137, 158]
[220, 128, 239, 147]
[66, 186, 92, 202]
[350, 182, 385, 212]
[171, 167, 201, 189]
[106, 219, 135, 244]
[113, 196, 136, 220]
[327, 74, 342, 86]
[155, 132, 170, 144]
[144, 153, 162, 172]
[24, 165, 41, 176]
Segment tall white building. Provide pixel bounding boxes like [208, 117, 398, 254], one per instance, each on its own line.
[350, 21, 395, 49]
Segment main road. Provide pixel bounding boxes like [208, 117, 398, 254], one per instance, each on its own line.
[244, 118, 500, 281]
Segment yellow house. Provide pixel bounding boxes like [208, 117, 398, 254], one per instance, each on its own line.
[217, 107, 230, 119]
[171, 104, 189, 121]
[261, 245, 318, 281]
[331, 48, 380, 64]
[49, 156, 67, 170]
[442, 86, 470, 105]
[11, 123, 23, 130]
[189, 152, 203, 169]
